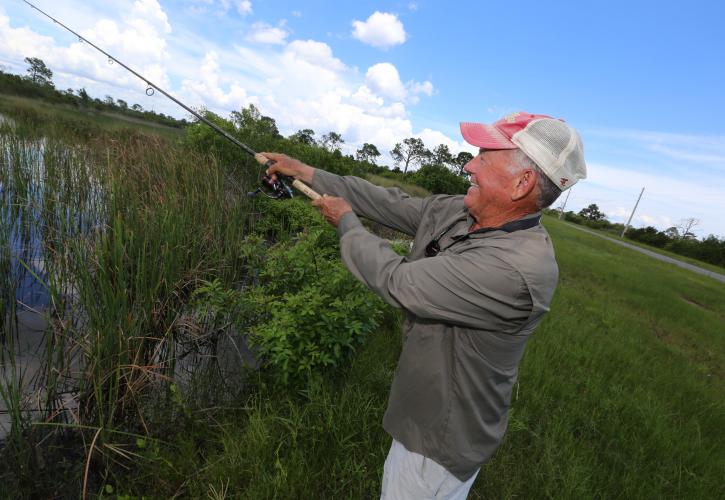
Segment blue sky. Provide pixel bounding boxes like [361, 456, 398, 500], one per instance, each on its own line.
[2, 0, 724, 237]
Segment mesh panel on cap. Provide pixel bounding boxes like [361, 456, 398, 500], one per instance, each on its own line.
[526, 120, 570, 160]
[512, 118, 586, 189]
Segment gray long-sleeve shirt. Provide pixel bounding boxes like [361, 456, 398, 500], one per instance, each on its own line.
[310, 170, 559, 481]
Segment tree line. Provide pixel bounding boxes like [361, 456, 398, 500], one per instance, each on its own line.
[0, 57, 187, 128]
[556, 203, 725, 268]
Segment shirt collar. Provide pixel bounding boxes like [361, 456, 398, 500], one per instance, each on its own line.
[459, 211, 542, 239]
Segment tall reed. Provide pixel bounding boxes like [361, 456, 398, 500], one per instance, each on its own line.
[1, 105, 259, 479]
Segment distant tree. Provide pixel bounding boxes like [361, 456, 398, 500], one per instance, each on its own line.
[411, 164, 470, 195]
[104, 95, 115, 106]
[231, 104, 280, 137]
[131, 103, 143, 111]
[355, 143, 381, 164]
[430, 144, 454, 168]
[452, 151, 474, 175]
[578, 203, 606, 221]
[321, 131, 344, 153]
[260, 116, 281, 137]
[664, 226, 680, 239]
[626, 226, 670, 248]
[24, 57, 53, 86]
[390, 137, 430, 174]
[116, 99, 128, 109]
[676, 218, 700, 240]
[289, 129, 316, 145]
[77, 87, 90, 104]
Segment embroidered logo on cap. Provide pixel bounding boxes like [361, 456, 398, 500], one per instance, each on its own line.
[560, 178, 569, 187]
[505, 112, 521, 123]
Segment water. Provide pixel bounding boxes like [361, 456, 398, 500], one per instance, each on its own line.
[0, 132, 253, 439]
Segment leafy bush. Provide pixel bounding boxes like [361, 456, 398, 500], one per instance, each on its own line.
[252, 251, 382, 383]
[250, 197, 331, 242]
[410, 163, 469, 195]
[193, 204, 384, 384]
[626, 226, 670, 248]
[253, 224, 382, 383]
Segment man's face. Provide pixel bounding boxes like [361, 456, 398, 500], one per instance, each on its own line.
[463, 149, 516, 221]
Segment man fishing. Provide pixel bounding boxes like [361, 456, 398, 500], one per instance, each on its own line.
[264, 111, 587, 499]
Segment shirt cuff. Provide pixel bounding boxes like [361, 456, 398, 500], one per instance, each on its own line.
[337, 211, 363, 238]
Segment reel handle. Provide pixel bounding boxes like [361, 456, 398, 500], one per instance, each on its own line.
[254, 153, 321, 200]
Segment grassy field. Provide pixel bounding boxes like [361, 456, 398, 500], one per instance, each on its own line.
[0, 100, 723, 498]
[93, 216, 724, 499]
[0, 93, 185, 139]
[560, 219, 725, 275]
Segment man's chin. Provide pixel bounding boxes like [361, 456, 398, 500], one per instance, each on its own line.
[463, 188, 478, 208]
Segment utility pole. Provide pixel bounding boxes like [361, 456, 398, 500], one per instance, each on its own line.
[621, 187, 645, 237]
[558, 188, 572, 220]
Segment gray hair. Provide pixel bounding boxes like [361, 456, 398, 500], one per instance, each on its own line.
[508, 149, 561, 209]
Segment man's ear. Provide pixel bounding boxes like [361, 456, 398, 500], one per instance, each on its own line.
[511, 169, 537, 201]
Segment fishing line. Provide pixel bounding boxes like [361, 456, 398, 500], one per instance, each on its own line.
[21, 0, 320, 200]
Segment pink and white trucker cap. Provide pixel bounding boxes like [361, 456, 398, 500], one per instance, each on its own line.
[460, 111, 587, 190]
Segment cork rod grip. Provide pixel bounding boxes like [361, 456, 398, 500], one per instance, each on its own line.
[254, 153, 321, 200]
[291, 179, 321, 200]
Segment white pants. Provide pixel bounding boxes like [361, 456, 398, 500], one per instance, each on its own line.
[380, 440, 480, 500]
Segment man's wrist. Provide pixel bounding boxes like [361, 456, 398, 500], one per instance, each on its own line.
[337, 211, 362, 237]
[298, 165, 315, 184]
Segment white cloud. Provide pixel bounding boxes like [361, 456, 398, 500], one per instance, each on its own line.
[365, 63, 406, 101]
[129, 0, 171, 34]
[237, 1, 252, 15]
[0, 0, 171, 93]
[291, 10, 302, 18]
[246, 22, 289, 45]
[364, 62, 433, 105]
[180, 51, 250, 109]
[408, 3, 419, 12]
[416, 128, 477, 156]
[351, 12, 406, 49]
[284, 40, 346, 71]
[409, 80, 433, 97]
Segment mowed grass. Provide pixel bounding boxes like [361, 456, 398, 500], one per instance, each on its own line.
[0, 94, 185, 139]
[561, 220, 725, 275]
[473, 215, 724, 498]
[126, 214, 724, 499]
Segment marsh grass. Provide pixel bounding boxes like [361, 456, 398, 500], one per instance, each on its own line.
[0, 102, 266, 495]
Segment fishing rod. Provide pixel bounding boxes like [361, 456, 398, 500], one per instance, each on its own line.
[22, 0, 320, 201]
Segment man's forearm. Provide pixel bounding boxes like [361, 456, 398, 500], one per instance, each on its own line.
[295, 164, 315, 185]
[310, 169, 425, 236]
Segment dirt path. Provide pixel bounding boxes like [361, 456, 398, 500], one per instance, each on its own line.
[564, 223, 725, 284]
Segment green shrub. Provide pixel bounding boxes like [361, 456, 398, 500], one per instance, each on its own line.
[193, 225, 384, 385]
[252, 258, 382, 383]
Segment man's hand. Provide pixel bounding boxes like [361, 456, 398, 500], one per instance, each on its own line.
[260, 152, 315, 184]
[312, 195, 353, 227]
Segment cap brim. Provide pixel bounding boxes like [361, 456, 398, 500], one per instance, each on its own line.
[460, 122, 518, 149]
